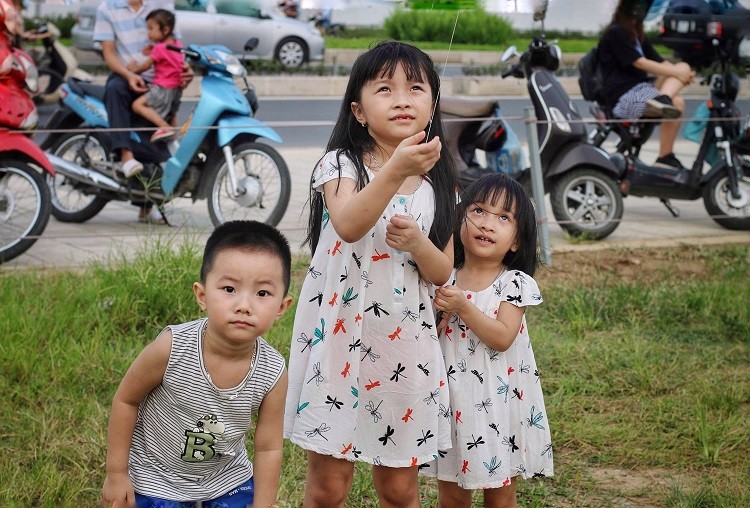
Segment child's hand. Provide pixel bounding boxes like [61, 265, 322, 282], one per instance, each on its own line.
[142, 44, 153, 56]
[436, 310, 452, 336]
[385, 214, 423, 253]
[434, 285, 468, 314]
[101, 471, 135, 507]
[126, 61, 140, 73]
[389, 131, 441, 178]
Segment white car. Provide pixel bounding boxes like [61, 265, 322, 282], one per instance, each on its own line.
[72, 0, 325, 69]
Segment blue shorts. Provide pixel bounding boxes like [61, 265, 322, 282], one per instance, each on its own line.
[134, 476, 254, 508]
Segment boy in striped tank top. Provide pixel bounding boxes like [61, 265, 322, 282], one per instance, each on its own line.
[101, 220, 293, 508]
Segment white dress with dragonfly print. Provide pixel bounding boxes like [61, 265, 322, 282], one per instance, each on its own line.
[421, 269, 553, 489]
[284, 151, 451, 467]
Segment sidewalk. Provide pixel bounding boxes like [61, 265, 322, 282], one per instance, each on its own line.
[3, 139, 749, 271]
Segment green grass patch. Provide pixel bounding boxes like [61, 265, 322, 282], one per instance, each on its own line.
[2, 243, 748, 506]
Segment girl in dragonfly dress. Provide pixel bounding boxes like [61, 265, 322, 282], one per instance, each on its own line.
[424, 173, 553, 507]
[283, 41, 458, 508]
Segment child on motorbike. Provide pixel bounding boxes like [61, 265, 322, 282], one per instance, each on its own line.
[127, 8, 184, 145]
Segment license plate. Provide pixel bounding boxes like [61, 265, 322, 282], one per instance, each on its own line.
[676, 20, 690, 33]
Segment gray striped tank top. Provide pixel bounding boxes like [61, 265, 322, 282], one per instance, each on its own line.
[129, 318, 285, 501]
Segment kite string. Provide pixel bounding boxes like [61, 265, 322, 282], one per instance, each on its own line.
[425, 9, 460, 140]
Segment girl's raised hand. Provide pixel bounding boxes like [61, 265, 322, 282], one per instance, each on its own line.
[385, 214, 423, 252]
[388, 131, 441, 178]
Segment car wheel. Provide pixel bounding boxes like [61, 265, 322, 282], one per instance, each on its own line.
[275, 37, 307, 69]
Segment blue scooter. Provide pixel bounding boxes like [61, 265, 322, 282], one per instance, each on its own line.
[40, 38, 291, 227]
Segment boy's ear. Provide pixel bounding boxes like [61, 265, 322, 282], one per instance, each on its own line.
[276, 296, 293, 320]
[193, 282, 207, 312]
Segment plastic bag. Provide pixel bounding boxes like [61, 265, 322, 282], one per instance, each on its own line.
[683, 101, 718, 165]
[486, 107, 525, 176]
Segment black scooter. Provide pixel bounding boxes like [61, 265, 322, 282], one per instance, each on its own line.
[501, 36, 623, 240]
[587, 5, 750, 231]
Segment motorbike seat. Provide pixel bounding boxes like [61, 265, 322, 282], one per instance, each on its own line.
[68, 77, 106, 102]
[441, 96, 497, 118]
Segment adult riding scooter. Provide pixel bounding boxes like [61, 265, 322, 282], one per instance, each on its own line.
[0, 21, 53, 263]
[586, 3, 750, 231]
[26, 21, 93, 104]
[40, 38, 291, 227]
[501, 36, 623, 240]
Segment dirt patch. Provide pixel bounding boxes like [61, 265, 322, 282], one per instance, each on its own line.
[587, 467, 692, 508]
[535, 243, 732, 287]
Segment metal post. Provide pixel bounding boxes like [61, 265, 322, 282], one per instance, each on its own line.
[524, 107, 552, 266]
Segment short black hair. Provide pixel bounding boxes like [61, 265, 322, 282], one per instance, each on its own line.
[201, 220, 292, 294]
[146, 8, 176, 35]
[455, 173, 539, 276]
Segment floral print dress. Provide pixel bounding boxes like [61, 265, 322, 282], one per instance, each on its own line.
[421, 269, 553, 489]
[284, 151, 451, 467]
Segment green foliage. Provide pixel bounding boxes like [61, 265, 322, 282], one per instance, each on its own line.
[1, 243, 748, 505]
[24, 13, 77, 39]
[384, 9, 513, 46]
[408, 0, 477, 10]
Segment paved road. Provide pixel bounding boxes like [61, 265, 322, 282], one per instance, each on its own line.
[3, 137, 749, 271]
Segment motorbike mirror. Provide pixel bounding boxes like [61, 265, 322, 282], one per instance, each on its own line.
[532, 0, 548, 21]
[244, 38, 259, 52]
[501, 45, 518, 62]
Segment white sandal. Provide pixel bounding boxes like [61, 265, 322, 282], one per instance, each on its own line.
[121, 159, 144, 178]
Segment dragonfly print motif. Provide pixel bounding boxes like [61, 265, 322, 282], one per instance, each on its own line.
[503, 435, 519, 453]
[475, 398, 492, 413]
[342, 287, 358, 307]
[365, 400, 383, 423]
[365, 301, 389, 317]
[307, 362, 324, 386]
[325, 395, 343, 411]
[416, 429, 434, 447]
[497, 376, 509, 403]
[483, 455, 501, 476]
[348, 337, 361, 352]
[467, 434, 485, 450]
[423, 388, 440, 405]
[305, 423, 331, 441]
[307, 265, 322, 279]
[401, 307, 418, 322]
[361, 271, 373, 288]
[297, 332, 313, 353]
[360, 343, 380, 362]
[309, 292, 323, 306]
[526, 406, 545, 430]
[379, 425, 396, 446]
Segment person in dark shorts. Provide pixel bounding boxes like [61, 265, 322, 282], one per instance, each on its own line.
[599, 0, 696, 169]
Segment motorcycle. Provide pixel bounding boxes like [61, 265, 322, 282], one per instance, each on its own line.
[308, 10, 344, 36]
[585, 2, 750, 231]
[440, 96, 525, 189]
[40, 38, 291, 227]
[0, 24, 54, 263]
[26, 21, 93, 105]
[500, 35, 623, 240]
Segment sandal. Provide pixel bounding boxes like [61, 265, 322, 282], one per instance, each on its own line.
[121, 158, 144, 178]
[151, 128, 175, 142]
[138, 207, 169, 225]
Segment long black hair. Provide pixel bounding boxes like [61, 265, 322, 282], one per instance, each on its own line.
[611, 0, 648, 41]
[454, 174, 538, 276]
[304, 41, 457, 255]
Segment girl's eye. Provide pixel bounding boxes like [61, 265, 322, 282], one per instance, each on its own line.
[377, 86, 390, 93]
[411, 84, 424, 92]
[258, 290, 270, 297]
[472, 207, 484, 215]
[223, 286, 235, 294]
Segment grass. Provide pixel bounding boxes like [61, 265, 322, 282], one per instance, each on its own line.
[1, 241, 748, 506]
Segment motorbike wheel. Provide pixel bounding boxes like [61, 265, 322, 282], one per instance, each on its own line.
[206, 141, 291, 227]
[47, 132, 111, 223]
[702, 161, 750, 230]
[549, 167, 623, 240]
[0, 160, 52, 264]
